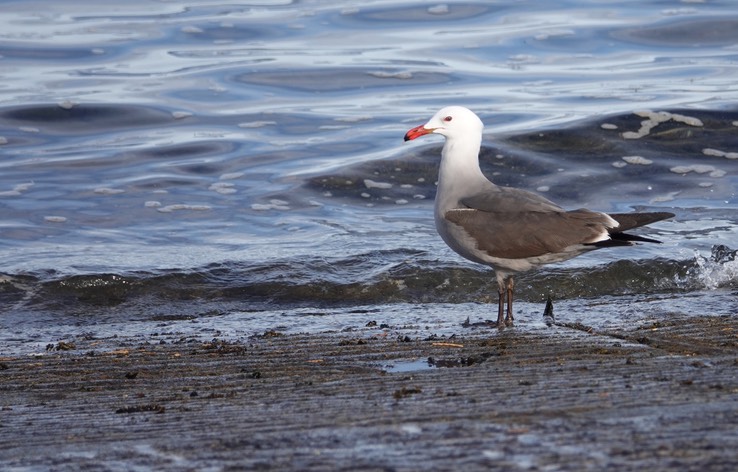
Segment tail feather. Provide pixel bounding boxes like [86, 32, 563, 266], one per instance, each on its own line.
[588, 211, 673, 248]
[608, 212, 675, 232]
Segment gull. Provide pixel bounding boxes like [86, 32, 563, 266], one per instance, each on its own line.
[404, 106, 674, 328]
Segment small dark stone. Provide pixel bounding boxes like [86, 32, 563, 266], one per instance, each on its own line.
[393, 386, 422, 400]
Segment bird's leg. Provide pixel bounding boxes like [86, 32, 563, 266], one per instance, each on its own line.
[496, 284, 506, 329]
[543, 296, 555, 327]
[505, 277, 514, 327]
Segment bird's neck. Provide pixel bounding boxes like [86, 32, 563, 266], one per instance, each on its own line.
[437, 135, 488, 201]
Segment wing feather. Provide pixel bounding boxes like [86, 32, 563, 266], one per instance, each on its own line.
[460, 186, 563, 214]
[444, 208, 615, 259]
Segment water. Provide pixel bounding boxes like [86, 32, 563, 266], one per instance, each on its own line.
[1, 0, 737, 353]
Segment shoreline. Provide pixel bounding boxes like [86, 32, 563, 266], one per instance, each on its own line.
[1, 313, 736, 471]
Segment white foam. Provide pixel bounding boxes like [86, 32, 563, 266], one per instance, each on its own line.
[692, 251, 738, 290]
[650, 191, 681, 203]
[181, 25, 204, 34]
[369, 71, 412, 79]
[622, 155, 653, 165]
[703, 148, 738, 159]
[157, 204, 211, 213]
[209, 182, 237, 194]
[623, 110, 703, 139]
[669, 164, 723, 176]
[94, 187, 125, 195]
[364, 179, 393, 189]
[250, 199, 290, 211]
[428, 4, 449, 14]
[219, 172, 244, 180]
[172, 111, 193, 119]
[0, 182, 34, 196]
[238, 121, 276, 128]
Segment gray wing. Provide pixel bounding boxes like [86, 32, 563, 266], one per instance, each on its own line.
[444, 207, 615, 259]
[460, 185, 564, 214]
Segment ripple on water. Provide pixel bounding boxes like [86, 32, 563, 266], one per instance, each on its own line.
[615, 17, 738, 46]
[0, 43, 105, 61]
[0, 104, 175, 134]
[235, 68, 449, 93]
[0, 1, 736, 339]
[308, 109, 737, 209]
[344, 3, 497, 23]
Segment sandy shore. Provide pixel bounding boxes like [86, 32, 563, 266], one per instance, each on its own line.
[1, 313, 736, 471]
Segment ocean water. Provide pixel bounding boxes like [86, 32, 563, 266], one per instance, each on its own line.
[0, 0, 736, 352]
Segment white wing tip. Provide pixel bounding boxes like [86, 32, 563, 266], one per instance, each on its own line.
[589, 214, 619, 244]
[604, 213, 620, 229]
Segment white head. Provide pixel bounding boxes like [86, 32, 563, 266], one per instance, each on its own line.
[404, 106, 484, 142]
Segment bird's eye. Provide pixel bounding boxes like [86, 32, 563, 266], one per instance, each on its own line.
[443, 116, 453, 122]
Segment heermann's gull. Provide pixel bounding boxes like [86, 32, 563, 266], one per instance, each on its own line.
[404, 106, 674, 328]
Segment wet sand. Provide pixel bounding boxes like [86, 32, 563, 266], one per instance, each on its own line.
[1, 312, 736, 471]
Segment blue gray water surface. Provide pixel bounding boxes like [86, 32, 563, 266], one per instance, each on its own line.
[0, 0, 736, 351]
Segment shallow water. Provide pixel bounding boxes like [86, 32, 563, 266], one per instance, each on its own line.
[0, 0, 737, 352]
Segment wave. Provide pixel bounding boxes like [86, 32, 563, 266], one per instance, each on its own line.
[1, 247, 734, 322]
